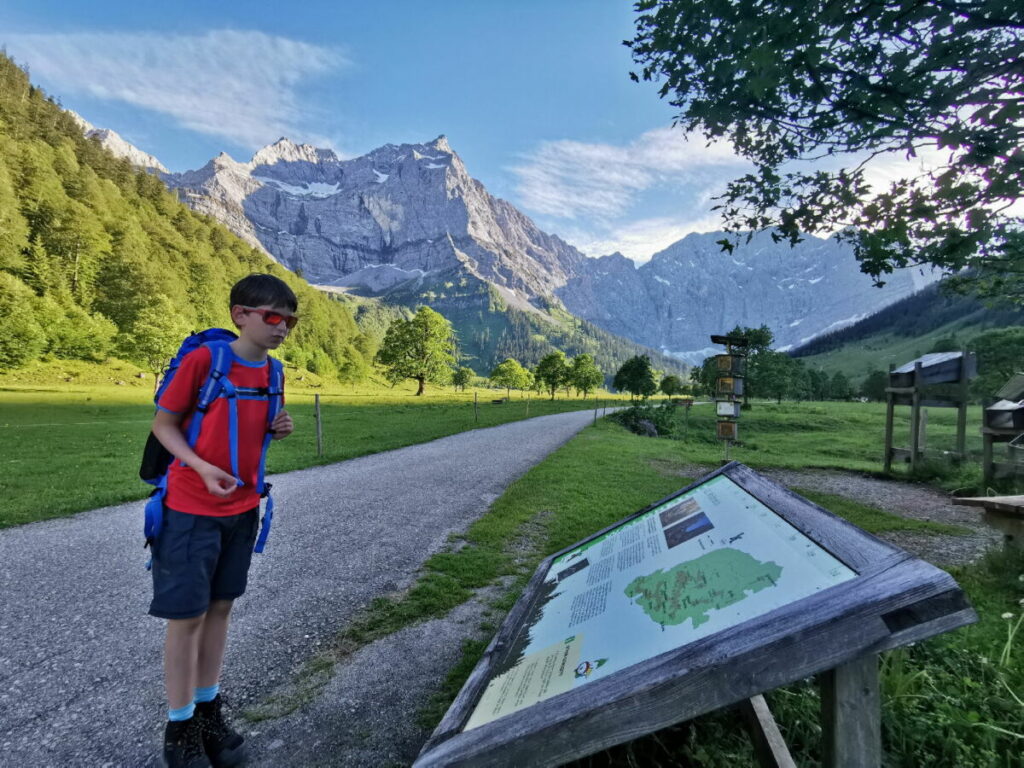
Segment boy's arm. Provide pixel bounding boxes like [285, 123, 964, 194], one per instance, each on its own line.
[270, 409, 293, 440]
[151, 409, 239, 498]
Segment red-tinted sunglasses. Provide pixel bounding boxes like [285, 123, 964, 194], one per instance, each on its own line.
[240, 306, 299, 329]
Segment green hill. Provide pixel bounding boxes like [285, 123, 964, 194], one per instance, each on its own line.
[790, 282, 1024, 385]
[0, 53, 686, 386]
[0, 53, 379, 380]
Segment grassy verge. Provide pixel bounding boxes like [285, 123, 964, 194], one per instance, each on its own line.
[0, 360, 619, 527]
[622, 399, 1000, 493]
[368, 418, 1018, 765]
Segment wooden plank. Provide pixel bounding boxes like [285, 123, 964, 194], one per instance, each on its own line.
[981, 427, 1021, 438]
[890, 394, 963, 408]
[415, 558, 975, 767]
[820, 654, 881, 768]
[952, 495, 1024, 514]
[740, 695, 797, 768]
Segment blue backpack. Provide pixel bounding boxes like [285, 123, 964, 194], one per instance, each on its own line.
[140, 328, 285, 567]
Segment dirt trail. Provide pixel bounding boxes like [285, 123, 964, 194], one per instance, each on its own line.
[655, 460, 1008, 567]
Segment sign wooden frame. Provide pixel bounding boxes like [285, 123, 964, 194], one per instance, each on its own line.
[415, 462, 975, 768]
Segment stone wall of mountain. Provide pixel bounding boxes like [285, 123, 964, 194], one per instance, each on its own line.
[160, 135, 921, 363]
[161, 136, 587, 316]
[559, 232, 921, 362]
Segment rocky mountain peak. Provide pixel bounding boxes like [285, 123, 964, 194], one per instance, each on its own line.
[597, 252, 637, 270]
[250, 137, 338, 167]
[65, 109, 167, 173]
[428, 134, 452, 153]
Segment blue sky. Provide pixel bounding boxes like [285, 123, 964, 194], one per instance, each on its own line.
[8, 0, 922, 264]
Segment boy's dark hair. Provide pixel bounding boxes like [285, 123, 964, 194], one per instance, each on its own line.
[230, 274, 298, 312]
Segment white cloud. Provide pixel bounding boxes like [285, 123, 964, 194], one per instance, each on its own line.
[557, 214, 726, 264]
[5, 30, 348, 150]
[510, 127, 746, 220]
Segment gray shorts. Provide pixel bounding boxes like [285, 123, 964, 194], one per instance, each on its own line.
[149, 506, 259, 620]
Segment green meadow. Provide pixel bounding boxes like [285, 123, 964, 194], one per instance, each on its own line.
[0, 359, 618, 527]
[386, 417, 1020, 766]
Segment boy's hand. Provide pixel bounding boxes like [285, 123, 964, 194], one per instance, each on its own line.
[271, 409, 294, 440]
[195, 462, 239, 498]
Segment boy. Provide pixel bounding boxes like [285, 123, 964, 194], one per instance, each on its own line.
[150, 274, 296, 768]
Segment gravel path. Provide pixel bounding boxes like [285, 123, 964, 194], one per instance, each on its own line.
[0, 410, 599, 768]
[655, 461, 1008, 567]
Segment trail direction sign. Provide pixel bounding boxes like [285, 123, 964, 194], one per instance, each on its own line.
[415, 463, 975, 768]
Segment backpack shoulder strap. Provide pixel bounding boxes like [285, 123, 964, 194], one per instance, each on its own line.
[183, 341, 242, 485]
[254, 356, 284, 554]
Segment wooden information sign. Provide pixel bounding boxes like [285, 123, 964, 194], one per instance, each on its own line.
[415, 463, 975, 768]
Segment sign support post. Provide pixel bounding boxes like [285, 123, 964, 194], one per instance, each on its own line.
[820, 654, 881, 768]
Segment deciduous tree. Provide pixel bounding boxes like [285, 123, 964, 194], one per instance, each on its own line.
[452, 366, 474, 392]
[861, 369, 888, 402]
[376, 306, 457, 395]
[660, 374, 684, 397]
[970, 328, 1024, 399]
[569, 353, 604, 399]
[628, 0, 1024, 300]
[490, 357, 532, 398]
[535, 351, 570, 400]
[614, 355, 658, 400]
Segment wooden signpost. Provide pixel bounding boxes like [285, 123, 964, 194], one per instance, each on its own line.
[711, 334, 748, 460]
[982, 373, 1024, 484]
[414, 463, 975, 768]
[883, 352, 975, 472]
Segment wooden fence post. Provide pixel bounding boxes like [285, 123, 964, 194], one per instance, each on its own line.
[474, 391, 479, 423]
[956, 353, 969, 459]
[314, 394, 323, 457]
[909, 362, 922, 472]
[883, 390, 895, 473]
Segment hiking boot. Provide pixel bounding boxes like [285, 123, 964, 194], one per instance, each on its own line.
[195, 694, 247, 767]
[163, 717, 212, 768]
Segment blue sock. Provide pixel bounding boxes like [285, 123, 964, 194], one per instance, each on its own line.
[168, 702, 195, 722]
[194, 683, 220, 703]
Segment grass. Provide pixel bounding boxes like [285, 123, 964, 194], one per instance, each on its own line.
[626, 398, 1003, 494]
[0, 358, 621, 527]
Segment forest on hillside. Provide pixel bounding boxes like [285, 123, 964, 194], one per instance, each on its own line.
[0, 53, 374, 379]
[790, 281, 1024, 358]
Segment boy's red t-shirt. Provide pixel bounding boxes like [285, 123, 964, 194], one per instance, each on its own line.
[157, 346, 283, 517]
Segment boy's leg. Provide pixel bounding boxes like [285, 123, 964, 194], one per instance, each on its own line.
[192, 511, 256, 767]
[165, 615, 207, 709]
[196, 599, 233, 688]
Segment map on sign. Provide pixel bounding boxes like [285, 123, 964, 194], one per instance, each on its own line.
[464, 474, 857, 731]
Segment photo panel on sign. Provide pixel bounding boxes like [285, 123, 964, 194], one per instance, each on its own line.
[716, 377, 744, 396]
[715, 355, 745, 376]
[717, 420, 738, 440]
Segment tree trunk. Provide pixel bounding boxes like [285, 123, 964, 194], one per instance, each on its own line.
[416, 376, 425, 396]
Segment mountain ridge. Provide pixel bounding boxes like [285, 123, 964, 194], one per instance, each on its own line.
[81, 116, 923, 365]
